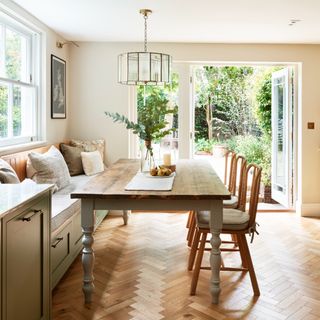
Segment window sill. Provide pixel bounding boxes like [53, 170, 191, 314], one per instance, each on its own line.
[0, 141, 47, 156]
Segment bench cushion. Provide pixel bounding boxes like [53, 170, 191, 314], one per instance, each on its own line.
[51, 174, 95, 231]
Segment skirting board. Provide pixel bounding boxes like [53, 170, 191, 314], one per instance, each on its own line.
[296, 201, 320, 217]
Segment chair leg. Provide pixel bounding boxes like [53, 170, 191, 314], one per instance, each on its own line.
[231, 234, 238, 247]
[186, 210, 193, 228]
[190, 231, 207, 295]
[187, 212, 196, 246]
[236, 234, 248, 269]
[239, 234, 260, 296]
[188, 229, 201, 271]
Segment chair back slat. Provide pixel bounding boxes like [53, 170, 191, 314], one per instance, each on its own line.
[224, 151, 236, 192]
[237, 163, 262, 226]
[247, 164, 262, 226]
[231, 155, 246, 196]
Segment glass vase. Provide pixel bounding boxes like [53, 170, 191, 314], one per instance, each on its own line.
[140, 140, 155, 172]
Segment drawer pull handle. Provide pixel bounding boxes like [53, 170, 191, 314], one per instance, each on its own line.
[51, 237, 64, 248]
[21, 209, 42, 222]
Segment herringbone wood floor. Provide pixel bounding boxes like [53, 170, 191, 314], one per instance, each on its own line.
[52, 212, 320, 319]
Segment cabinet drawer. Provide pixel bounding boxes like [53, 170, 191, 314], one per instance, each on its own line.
[51, 222, 71, 272]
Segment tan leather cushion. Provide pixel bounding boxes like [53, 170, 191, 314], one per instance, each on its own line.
[223, 195, 238, 208]
[197, 209, 250, 231]
[60, 143, 84, 176]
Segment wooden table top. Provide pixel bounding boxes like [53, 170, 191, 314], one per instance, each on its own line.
[71, 159, 230, 201]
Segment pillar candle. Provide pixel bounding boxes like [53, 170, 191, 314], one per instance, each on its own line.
[163, 153, 171, 166]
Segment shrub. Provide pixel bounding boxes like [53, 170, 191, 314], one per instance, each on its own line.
[224, 135, 271, 186]
[195, 138, 217, 154]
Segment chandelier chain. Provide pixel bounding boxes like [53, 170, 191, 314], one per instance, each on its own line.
[144, 14, 148, 52]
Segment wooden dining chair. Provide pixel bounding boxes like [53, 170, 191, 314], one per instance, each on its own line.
[223, 154, 246, 209]
[186, 151, 236, 242]
[188, 163, 262, 296]
[186, 153, 246, 247]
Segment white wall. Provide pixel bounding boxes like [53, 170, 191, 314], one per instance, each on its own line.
[1, 0, 70, 145]
[69, 42, 320, 216]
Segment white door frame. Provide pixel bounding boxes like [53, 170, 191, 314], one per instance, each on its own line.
[271, 68, 292, 207]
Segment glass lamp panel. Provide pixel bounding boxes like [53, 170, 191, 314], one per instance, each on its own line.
[161, 55, 170, 83]
[138, 53, 150, 82]
[118, 54, 128, 83]
[128, 53, 138, 82]
[150, 53, 161, 82]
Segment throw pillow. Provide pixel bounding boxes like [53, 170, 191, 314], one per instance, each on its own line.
[60, 143, 84, 176]
[0, 159, 20, 183]
[26, 158, 37, 179]
[70, 139, 105, 161]
[28, 145, 71, 191]
[81, 150, 104, 176]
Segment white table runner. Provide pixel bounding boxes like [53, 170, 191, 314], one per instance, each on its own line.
[125, 172, 175, 191]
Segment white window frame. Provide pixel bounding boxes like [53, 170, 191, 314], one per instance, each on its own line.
[0, 8, 41, 148]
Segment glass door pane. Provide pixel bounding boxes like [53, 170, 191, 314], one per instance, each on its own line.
[272, 68, 291, 207]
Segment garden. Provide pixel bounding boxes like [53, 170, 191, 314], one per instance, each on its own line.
[194, 65, 279, 191]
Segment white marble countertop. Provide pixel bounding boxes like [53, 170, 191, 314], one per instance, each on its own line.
[0, 183, 53, 218]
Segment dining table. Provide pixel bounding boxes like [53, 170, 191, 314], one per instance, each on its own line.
[71, 158, 230, 304]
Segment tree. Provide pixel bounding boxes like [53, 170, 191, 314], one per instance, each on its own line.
[253, 67, 280, 138]
[194, 66, 258, 142]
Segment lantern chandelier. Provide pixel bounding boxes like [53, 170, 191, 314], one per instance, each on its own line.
[118, 9, 172, 86]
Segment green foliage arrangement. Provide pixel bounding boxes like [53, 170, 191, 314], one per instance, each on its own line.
[106, 73, 178, 157]
[105, 86, 178, 161]
[105, 94, 177, 143]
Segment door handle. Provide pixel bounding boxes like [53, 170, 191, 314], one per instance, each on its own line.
[51, 237, 64, 248]
[21, 209, 42, 222]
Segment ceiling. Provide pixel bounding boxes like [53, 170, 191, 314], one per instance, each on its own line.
[11, 0, 320, 44]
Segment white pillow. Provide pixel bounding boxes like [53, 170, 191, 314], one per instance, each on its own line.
[28, 145, 71, 192]
[81, 151, 104, 176]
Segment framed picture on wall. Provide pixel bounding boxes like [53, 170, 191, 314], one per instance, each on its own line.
[51, 55, 66, 119]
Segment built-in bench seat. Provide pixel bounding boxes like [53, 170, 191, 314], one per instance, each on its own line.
[0, 142, 109, 288]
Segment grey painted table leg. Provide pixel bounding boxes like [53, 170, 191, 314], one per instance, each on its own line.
[123, 210, 131, 225]
[81, 200, 95, 304]
[209, 200, 223, 304]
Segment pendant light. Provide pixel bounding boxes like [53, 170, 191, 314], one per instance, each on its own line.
[118, 9, 172, 86]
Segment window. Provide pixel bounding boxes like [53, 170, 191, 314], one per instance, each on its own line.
[0, 10, 40, 147]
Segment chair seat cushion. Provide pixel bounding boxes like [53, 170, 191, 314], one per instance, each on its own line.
[223, 195, 238, 208]
[197, 209, 250, 231]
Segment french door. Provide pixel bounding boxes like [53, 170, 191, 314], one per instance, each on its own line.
[271, 68, 293, 207]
